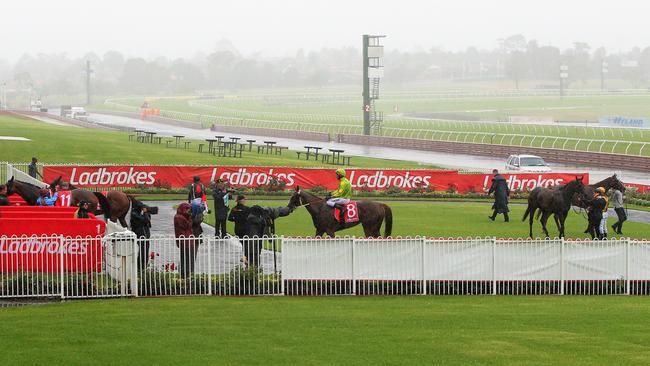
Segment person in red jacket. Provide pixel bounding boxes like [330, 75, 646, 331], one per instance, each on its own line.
[174, 202, 196, 277]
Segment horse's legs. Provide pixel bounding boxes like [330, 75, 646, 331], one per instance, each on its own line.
[362, 224, 379, 238]
[528, 207, 536, 238]
[326, 230, 336, 238]
[553, 214, 562, 238]
[540, 211, 551, 239]
[315, 230, 325, 238]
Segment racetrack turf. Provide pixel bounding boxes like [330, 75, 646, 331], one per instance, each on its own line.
[1, 296, 650, 365]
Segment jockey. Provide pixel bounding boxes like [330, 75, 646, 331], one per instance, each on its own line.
[326, 168, 352, 225]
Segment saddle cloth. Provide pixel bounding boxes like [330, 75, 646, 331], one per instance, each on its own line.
[334, 201, 359, 223]
[57, 191, 108, 209]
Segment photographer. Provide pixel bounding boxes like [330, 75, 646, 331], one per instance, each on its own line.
[243, 205, 292, 267]
[130, 200, 152, 272]
[212, 179, 233, 238]
[228, 195, 250, 238]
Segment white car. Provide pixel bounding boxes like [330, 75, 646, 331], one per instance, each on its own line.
[505, 154, 551, 172]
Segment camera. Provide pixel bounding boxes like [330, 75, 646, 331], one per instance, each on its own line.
[143, 205, 159, 215]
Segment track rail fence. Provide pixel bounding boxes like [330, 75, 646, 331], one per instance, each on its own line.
[102, 99, 650, 157]
[1, 235, 649, 299]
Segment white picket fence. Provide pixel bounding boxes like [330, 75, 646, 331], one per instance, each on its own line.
[1, 235, 649, 299]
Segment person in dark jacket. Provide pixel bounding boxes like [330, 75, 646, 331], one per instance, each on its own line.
[611, 188, 626, 235]
[188, 176, 207, 215]
[228, 195, 250, 238]
[130, 200, 152, 272]
[0, 184, 10, 206]
[28, 157, 43, 179]
[243, 205, 292, 267]
[212, 180, 232, 238]
[488, 169, 510, 222]
[174, 202, 197, 277]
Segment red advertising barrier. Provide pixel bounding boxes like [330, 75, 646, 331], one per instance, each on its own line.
[43, 165, 590, 193]
[0, 235, 103, 273]
[625, 183, 650, 193]
[0, 218, 106, 272]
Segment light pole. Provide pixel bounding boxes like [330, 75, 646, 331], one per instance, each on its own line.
[601, 60, 608, 91]
[559, 64, 569, 99]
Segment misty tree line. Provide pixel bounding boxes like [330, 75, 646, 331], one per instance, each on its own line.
[2, 35, 650, 98]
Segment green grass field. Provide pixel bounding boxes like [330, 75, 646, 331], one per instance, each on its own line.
[0, 114, 434, 169]
[201, 199, 650, 240]
[2, 296, 650, 365]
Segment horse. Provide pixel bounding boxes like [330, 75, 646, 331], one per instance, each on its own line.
[522, 177, 588, 239]
[288, 187, 392, 238]
[5, 176, 111, 220]
[49, 176, 133, 227]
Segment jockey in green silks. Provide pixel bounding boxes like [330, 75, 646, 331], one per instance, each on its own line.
[326, 169, 352, 227]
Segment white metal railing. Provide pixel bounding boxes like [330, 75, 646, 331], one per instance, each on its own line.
[102, 98, 650, 156]
[0, 234, 138, 299]
[2, 235, 649, 299]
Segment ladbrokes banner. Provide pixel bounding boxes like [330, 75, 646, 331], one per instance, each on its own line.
[43, 165, 589, 193]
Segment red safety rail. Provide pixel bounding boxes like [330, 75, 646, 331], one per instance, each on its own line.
[8, 194, 27, 205]
[0, 218, 105, 237]
[0, 211, 77, 219]
[0, 206, 78, 213]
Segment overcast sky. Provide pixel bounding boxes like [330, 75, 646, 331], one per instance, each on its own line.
[2, 0, 649, 62]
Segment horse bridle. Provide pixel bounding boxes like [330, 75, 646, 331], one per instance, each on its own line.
[293, 191, 324, 208]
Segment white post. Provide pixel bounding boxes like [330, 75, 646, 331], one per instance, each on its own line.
[625, 239, 630, 296]
[280, 236, 285, 296]
[560, 238, 564, 295]
[351, 238, 356, 295]
[421, 237, 426, 296]
[207, 236, 213, 296]
[492, 237, 497, 295]
[131, 239, 139, 297]
[59, 235, 65, 299]
[120, 255, 127, 297]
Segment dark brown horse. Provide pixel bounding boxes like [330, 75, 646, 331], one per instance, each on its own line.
[522, 177, 588, 238]
[288, 187, 392, 238]
[50, 176, 133, 227]
[6, 177, 111, 220]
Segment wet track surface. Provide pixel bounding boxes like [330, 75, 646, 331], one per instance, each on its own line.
[85, 112, 650, 185]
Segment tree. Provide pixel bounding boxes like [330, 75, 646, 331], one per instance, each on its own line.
[500, 34, 528, 88]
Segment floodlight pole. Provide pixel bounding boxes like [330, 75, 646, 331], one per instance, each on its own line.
[559, 64, 568, 100]
[362, 34, 385, 136]
[362, 35, 370, 135]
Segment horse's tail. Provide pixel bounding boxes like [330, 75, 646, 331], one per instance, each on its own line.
[383, 204, 393, 237]
[93, 191, 112, 222]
